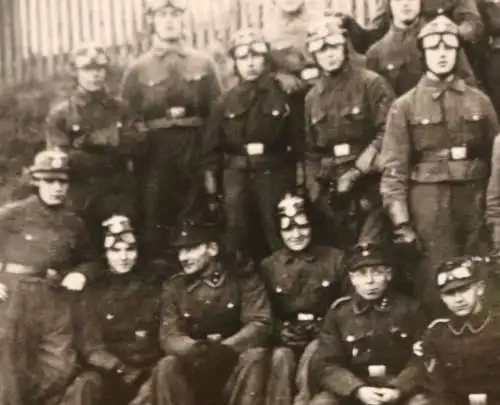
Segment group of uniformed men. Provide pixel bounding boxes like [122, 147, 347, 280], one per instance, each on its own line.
[3, 0, 500, 404]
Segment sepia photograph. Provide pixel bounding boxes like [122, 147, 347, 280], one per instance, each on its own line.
[0, 0, 499, 404]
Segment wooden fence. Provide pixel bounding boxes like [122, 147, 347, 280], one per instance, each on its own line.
[0, 0, 382, 85]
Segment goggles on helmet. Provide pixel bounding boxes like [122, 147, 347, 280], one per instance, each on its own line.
[232, 41, 269, 59]
[307, 34, 346, 53]
[436, 266, 473, 288]
[280, 212, 310, 231]
[421, 33, 459, 49]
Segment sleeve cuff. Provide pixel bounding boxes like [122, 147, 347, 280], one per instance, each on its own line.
[386, 201, 410, 227]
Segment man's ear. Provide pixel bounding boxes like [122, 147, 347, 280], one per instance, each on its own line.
[476, 280, 486, 297]
[207, 241, 219, 257]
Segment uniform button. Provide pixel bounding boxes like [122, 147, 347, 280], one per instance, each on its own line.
[183, 312, 191, 318]
[276, 287, 283, 293]
[227, 302, 235, 309]
[387, 63, 394, 70]
[472, 114, 480, 121]
[24, 234, 33, 241]
[116, 121, 123, 128]
[72, 124, 80, 131]
[401, 332, 408, 338]
[352, 107, 360, 114]
[106, 313, 114, 320]
[135, 330, 148, 339]
[272, 109, 280, 117]
[361, 250, 370, 257]
[321, 280, 330, 287]
[346, 335, 355, 342]
[228, 113, 236, 119]
[148, 80, 155, 86]
[421, 119, 430, 125]
[437, 7, 444, 13]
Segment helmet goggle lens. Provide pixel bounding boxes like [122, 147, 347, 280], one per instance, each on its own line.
[233, 42, 269, 59]
[436, 266, 472, 287]
[307, 34, 345, 53]
[422, 33, 459, 49]
[105, 232, 137, 249]
[74, 53, 108, 69]
[280, 213, 310, 231]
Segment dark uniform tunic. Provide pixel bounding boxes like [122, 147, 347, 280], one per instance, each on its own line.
[311, 294, 427, 405]
[153, 260, 272, 405]
[477, 0, 500, 115]
[304, 62, 395, 248]
[380, 75, 498, 310]
[202, 73, 300, 258]
[259, 245, 345, 405]
[0, 274, 100, 405]
[45, 89, 136, 244]
[121, 45, 221, 256]
[419, 312, 500, 405]
[366, 20, 476, 97]
[80, 269, 163, 405]
[0, 195, 98, 280]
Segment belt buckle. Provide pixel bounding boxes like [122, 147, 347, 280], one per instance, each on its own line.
[246, 143, 264, 156]
[297, 313, 314, 322]
[469, 394, 487, 405]
[167, 106, 186, 119]
[450, 146, 467, 160]
[333, 143, 351, 157]
[368, 365, 387, 378]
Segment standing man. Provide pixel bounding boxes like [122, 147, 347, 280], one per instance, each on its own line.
[46, 43, 137, 248]
[260, 193, 346, 405]
[120, 0, 221, 261]
[366, 0, 476, 97]
[415, 256, 500, 405]
[202, 28, 301, 260]
[380, 16, 499, 312]
[304, 16, 395, 249]
[0, 150, 98, 292]
[310, 243, 428, 405]
[151, 220, 272, 405]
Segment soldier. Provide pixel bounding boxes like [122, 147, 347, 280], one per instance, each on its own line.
[151, 220, 272, 405]
[488, 135, 500, 252]
[0, 150, 98, 292]
[415, 255, 500, 405]
[45, 43, 137, 249]
[380, 15, 499, 312]
[342, 0, 484, 59]
[310, 243, 428, 405]
[79, 215, 164, 405]
[120, 0, 221, 261]
[304, 16, 395, 249]
[202, 28, 301, 260]
[366, 0, 476, 97]
[477, 0, 500, 115]
[259, 193, 346, 405]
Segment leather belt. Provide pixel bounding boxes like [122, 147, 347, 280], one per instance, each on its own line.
[415, 146, 486, 163]
[228, 143, 291, 156]
[309, 142, 364, 159]
[0, 262, 36, 274]
[137, 106, 204, 131]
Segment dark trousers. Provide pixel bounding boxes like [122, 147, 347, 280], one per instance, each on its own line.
[223, 165, 294, 260]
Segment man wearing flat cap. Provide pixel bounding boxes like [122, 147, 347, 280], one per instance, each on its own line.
[310, 243, 428, 405]
[414, 255, 500, 405]
[150, 220, 272, 405]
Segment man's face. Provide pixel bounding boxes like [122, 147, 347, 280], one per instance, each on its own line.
[273, 0, 304, 13]
[390, 0, 421, 25]
[441, 282, 484, 317]
[106, 241, 138, 274]
[234, 53, 266, 81]
[315, 43, 345, 73]
[38, 178, 69, 206]
[424, 42, 458, 76]
[281, 224, 312, 252]
[153, 7, 183, 41]
[178, 242, 216, 275]
[76, 67, 107, 92]
[349, 265, 392, 301]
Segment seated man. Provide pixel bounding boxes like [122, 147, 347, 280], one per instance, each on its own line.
[0, 271, 99, 405]
[79, 215, 164, 405]
[310, 243, 428, 405]
[260, 193, 346, 405]
[151, 220, 273, 405]
[415, 256, 500, 405]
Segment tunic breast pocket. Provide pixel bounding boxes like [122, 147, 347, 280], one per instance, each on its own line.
[260, 103, 291, 138]
[409, 114, 446, 151]
[463, 113, 487, 145]
[342, 330, 372, 364]
[382, 60, 405, 88]
[138, 74, 172, 108]
[340, 106, 367, 141]
[183, 71, 208, 108]
[309, 110, 329, 148]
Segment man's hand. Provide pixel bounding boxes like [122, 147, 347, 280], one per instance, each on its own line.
[356, 386, 385, 405]
[393, 224, 418, 246]
[0, 283, 8, 302]
[275, 72, 304, 94]
[378, 388, 401, 404]
[61, 272, 87, 291]
[337, 167, 362, 193]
